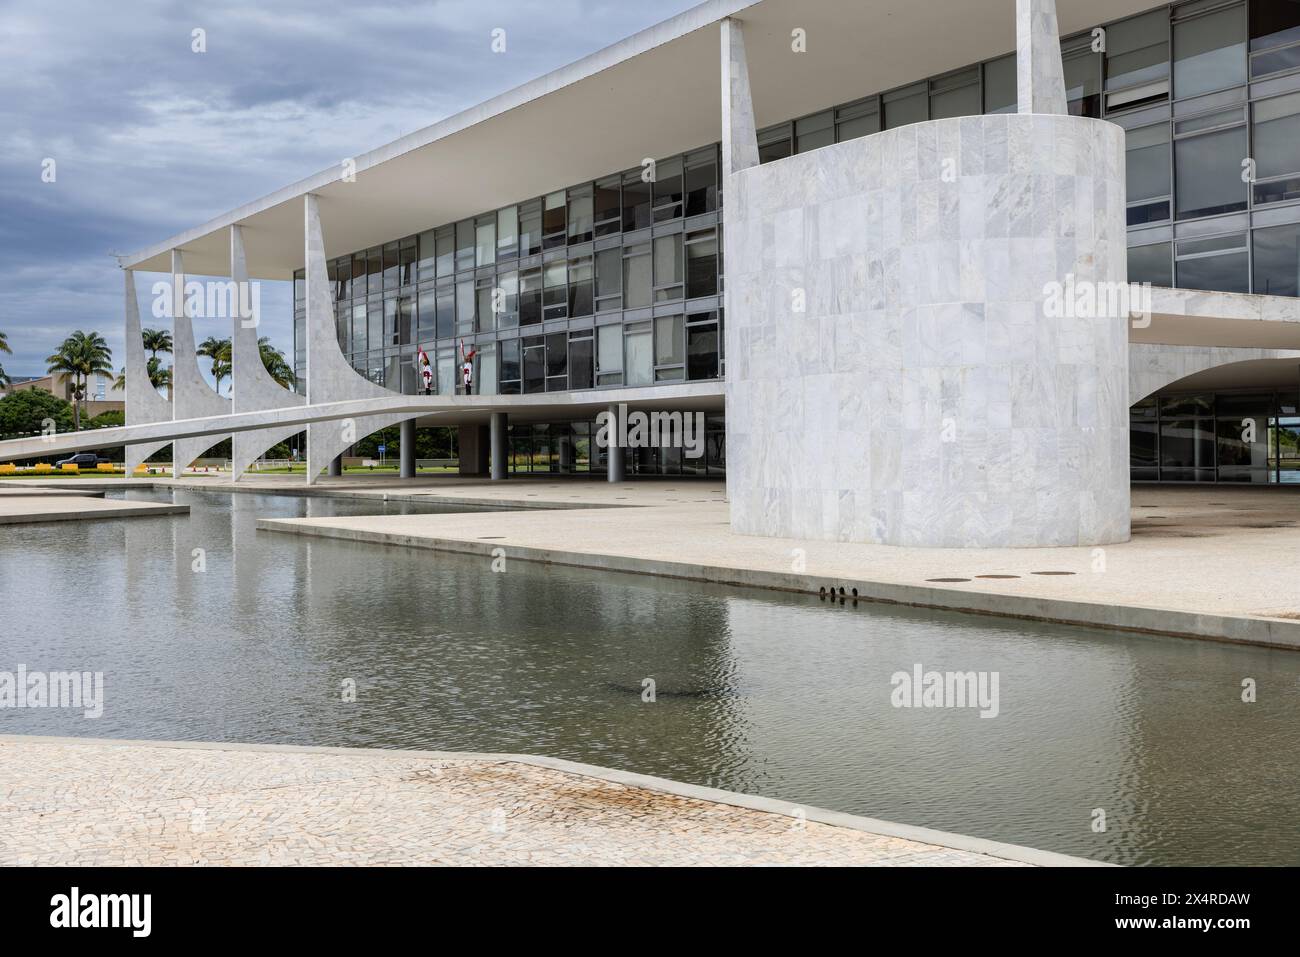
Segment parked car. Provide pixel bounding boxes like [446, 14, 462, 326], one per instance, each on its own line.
[54, 453, 106, 469]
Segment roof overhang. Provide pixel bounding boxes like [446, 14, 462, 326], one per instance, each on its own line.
[120, 0, 1160, 280]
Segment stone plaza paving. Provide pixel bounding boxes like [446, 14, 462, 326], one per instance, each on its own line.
[0, 737, 1047, 867]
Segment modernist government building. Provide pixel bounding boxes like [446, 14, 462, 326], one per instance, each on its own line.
[6, 0, 1300, 549]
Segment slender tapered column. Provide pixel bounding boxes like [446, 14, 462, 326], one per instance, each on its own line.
[490, 412, 508, 481]
[229, 223, 305, 482]
[122, 269, 172, 472]
[400, 418, 416, 479]
[606, 404, 625, 483]
[170, 249, 232, 477]
[720, 18, 759, 179]
[1016, 0, 1068, 115]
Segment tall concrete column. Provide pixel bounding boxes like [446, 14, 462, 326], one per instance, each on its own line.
[606, 404, 625, 483]
[720, 18, 760, 179]
[122, 269, 172, 473]
[1016, 0, 1068, 115]
[490, 412, 508, 481]
[400, 418, 416, 479]
[457, 424, 490, 476]
[327, 455, 342, 477]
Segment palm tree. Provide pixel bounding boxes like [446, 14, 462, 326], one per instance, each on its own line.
[114, 357, 172, 396]
[45, 330, 113, 430]
[0, 329, 10, 388]
[141, 328, 172, 363]
[197, 336, 231, 394]
[257, 338, 296, 389]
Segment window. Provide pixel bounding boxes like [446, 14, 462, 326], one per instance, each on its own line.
[519, 267, 542, 325]
[622, 169, 652, 231]
[399, 238, 417, 286]
[544, 333, 567, 391]
[476, 277, 495, 332]
[519, 199, 543, 257]
[368, 299, 383, 350]
[595, 247, 622, 311]
[1253, 222, 1300, 296]
[475, 216, 496, 268]
[436, 286, 454, 339]
[1126, 124, 1172, 225]
[596, 324, 623, 386]
[1174, 3, 1246, 98]
[795, 111, 834, 153]
[417, 231, 437, 284]
[522, 336, 545, 393]
[623, 242, 652, 309]
[685, 229, 718, 298]
[1128, 242, 1173, 287]
[983, 54, 1017, 114]
[456, 279, 475, 334]
[930, 68, 980, 120]
[884, 83, 927, 129]
[495, 270, 519, 329]
[568, 333, 593, 390]
[654, 315, 684, 381]
[593, 176, 621, 237]
[417, 287, 437, 340]
[383, 242, 400, 289]
[1175, 120, 1248, 219]
[836, 97, 880, 141]
[336, 256, 353, 300]
[653, 157, 684, 222]
[1062, 43, 1101, 118]
[367, 248, 382, 295]
[543, 191, 566, 250]
[336, 303, 350, 351]
[435, 226, 455, 277]
[1252, 91, 1300, 204]
[653, 234, 683, 303]
[567, 184, 593, 244]
[497, 206, 518, 260]
[543, 261, 567, 321]
[1250, 0, 1300, 76]
[383, 298, 399, 347]
[687, 315, 720, 380]
[352, 304, 367, 353]
[500, 339, 522, 394]
[455, 220, 475, 272]
[684, 148, 718, 215]
[757, 124, 792, 163]
[438, 348, 455, 396]
[624, 321, 653, 386]
[1176, 233, 1249, 293]
[397, 295, 414, 345]
[568, 255, 593, 317]
[477, 341, 498, 396]
[1106, 9, 1170, 109]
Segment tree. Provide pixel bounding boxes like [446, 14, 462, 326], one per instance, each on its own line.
[257, 338, 296, 389]
[197, 336, 231, 394]
[45, 331, 112, 431]
[0, 388, 74, 440]
[114, 356, 172, 396]
[0, 329, 10, 387]
[142, 328, 172, 362]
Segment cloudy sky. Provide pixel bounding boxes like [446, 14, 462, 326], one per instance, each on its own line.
[0, 0, 700, 383]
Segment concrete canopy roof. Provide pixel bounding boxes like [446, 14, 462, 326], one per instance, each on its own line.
[120, 0, 1157, 280]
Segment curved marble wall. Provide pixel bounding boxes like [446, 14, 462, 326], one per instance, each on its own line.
[724, 113, 1130, 548]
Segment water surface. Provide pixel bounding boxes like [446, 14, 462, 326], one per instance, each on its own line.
[1, 487, 1297, 866]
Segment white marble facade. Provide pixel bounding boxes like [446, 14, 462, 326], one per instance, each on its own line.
[724, 113, 1132, 547]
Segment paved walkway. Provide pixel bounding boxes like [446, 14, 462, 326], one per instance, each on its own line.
[0, 737, 1077, 866]
[0, 485, 185, 524]
[238, 476, 1300, 648]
